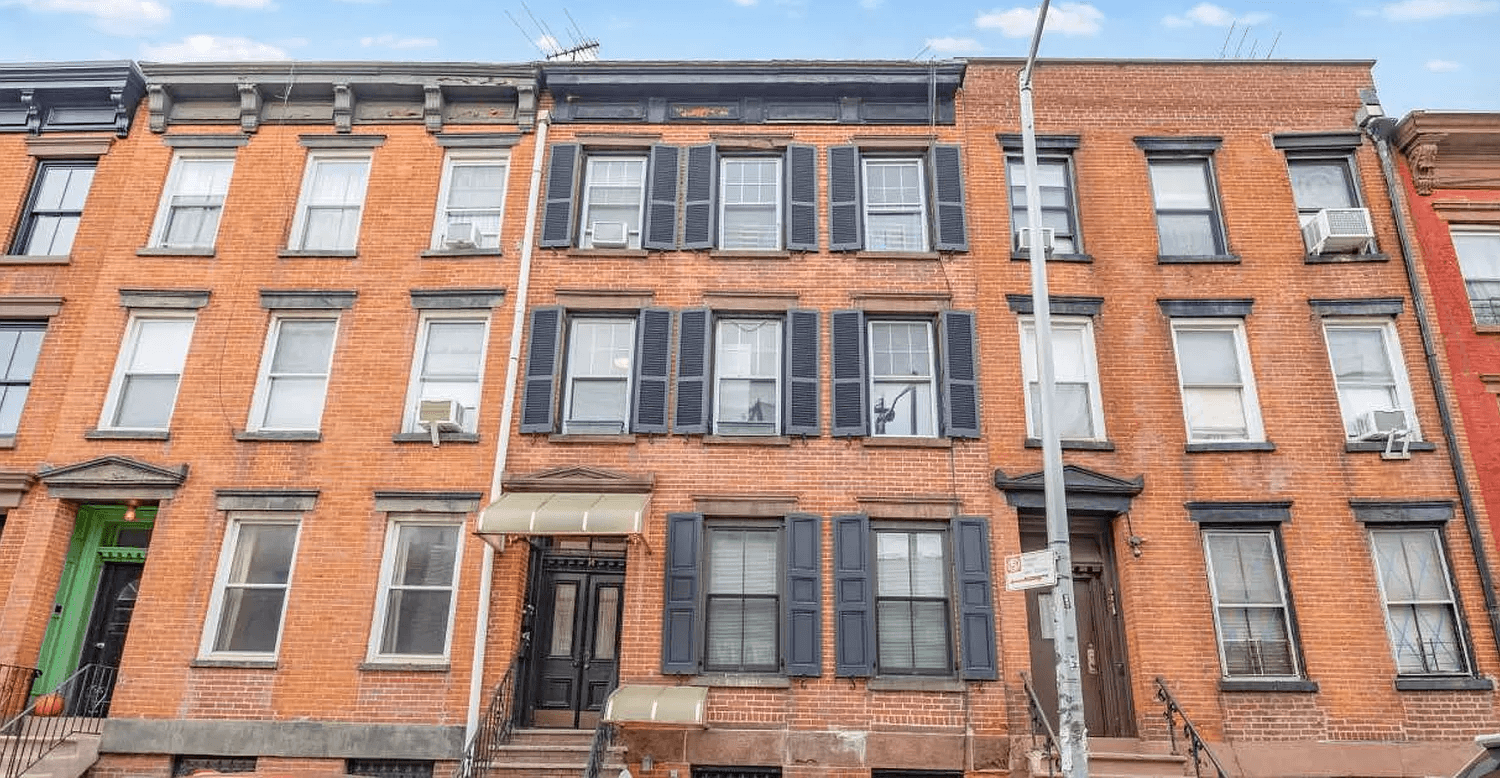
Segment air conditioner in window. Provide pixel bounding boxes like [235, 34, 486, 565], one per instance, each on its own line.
[418, 398, 465, 446]
[444, 223, 479, 249]
[1302, 207, 1373, 255]
[1353, 408, 1408, 439]
[1014, 227, 1056, 254]
[590, 221, 628, 248]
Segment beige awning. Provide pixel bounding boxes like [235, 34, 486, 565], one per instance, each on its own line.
[602, 685, 707, 726]
[476, 492, 648, 535]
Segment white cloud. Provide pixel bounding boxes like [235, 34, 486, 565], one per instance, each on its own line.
[1162, 3, 1271, 27]
[1382, 0, 1498, 18]
[925, 36, 983, 52]
[1426, 59, 1463, 71]
[141, 34, 288, 60]
[190, 0, 275, 8]
[859, 0, 882, 7]
[975, 2, 1102, 37]
[4, 0, 170, 32]
[731, 0, 756, 5]
[360, 33, 438, 49]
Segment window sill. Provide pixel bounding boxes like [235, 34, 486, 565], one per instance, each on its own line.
[1218, 678, 1318, 693]
[1025, 437, 1115, 451]
[688, 674, 791, 688]
[235, 430, 322, 442]
[547, 432, 637, 444]
[709, 249, 793, 260]
[702, 434, 792, 446]
[1304, 251, 1390, 265]
[1185, 441, 1277, 453]
[1475, 324, 1500, 335]
[0, 254, 69, 265]
[85, 428, 170, 441]
[856, 251, 942, 261]
[861, 436, 952, 449]
[278, 249, 357, 258]
[392, 431, 480, 444]
[1010, 252, 1093, 263]
[1346, 440, 1436, 453]
[0, 435, 15, 450]
[565, 248, 650, 259]
[136, 247, 215, 257]
[421, 248, 502, 259]
[358, 661, 451, 673]
[1394, 676, 1494, 691]
[1158, 254, 1242, 264]
[866, 677, 965, 693]
[190, 658, 278, 670]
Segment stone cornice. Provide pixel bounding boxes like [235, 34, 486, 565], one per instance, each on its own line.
[1395, 111, 1500, 195]
[0, 61, 146, 136]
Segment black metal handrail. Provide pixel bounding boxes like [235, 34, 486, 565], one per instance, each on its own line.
[1018, 671, 1058, 778]
[1, 663, 116, 778]
[1154, 676, 1230, 778]
[582, 720, 616, 778]
[0, 664, 38, 730]
[457, 650, 525, 778]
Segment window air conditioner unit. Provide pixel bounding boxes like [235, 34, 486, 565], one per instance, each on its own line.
[1302, 208, 1373, 254]
[590, 221, 628, 248]
[1014, 227, 1056, 254]
[1353, 408, 1408, 439]
[418, 399, 465, 446]
[444, 223, 479, 249]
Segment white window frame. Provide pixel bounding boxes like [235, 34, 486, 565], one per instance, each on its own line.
[1169, 319, 1265, 443]
[200, 514, 302, 661]
[1019, 316, 1107, 441]
[718, 157, 783, 250]
[713, 317, 781, 436]
[1368, 526, 1469, 676]
[98, 312, 196, 432]
[0, 323, 45, 438]
[867, 319, 938, 438]
[862, 157, 929, 253]
[1451, 227, 1500, 327]
[287, 151, 372, 251]
[579, 156, 647, 250]
[367, 515, 464, 663]
[1202, 527, 1302, 680]
[1320, 318, 1420, 440]
[149, 151, 235, 250]
[429, 151, 508, 251]
[703, 524, 781, 673]
[401, 313, 490, 434]
[873, 525, 952, 676]
[562, 316, 636, 434]
[247, 313, 340, 432]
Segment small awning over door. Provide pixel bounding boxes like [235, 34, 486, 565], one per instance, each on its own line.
[602, 685, 708, 726]
[477, 492, 648, 535]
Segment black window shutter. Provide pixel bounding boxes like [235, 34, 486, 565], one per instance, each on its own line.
[682, 144, 716, 250]
[930, 144, 969, 251]
[833, 513, 874, 677]
[519, 306, 563, 433]
[953, 516, 998, 680]
[830, 309, 867, 437]
[540, 144, 579, 248]
[827, 145, 862, 251]
[783, 513, 822, 677]
[632, 308, 672, 434]
[644, 145, 680, 250]
[785, 144, 818, 252]
[940, 310, 980, 438]
[784, 309, 820, 437]
[662, 512, 703, 674]
[673, 308, 711, 434]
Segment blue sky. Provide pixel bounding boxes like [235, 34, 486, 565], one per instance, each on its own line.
[1, 0, 1495, 118]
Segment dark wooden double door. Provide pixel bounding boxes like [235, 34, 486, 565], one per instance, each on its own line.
[75, 561, 140, 715]
[528, 552, 625, 728]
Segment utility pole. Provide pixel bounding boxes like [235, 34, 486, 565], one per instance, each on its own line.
[1018, 1, 1089, 774]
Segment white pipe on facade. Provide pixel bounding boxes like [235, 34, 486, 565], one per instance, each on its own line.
[467, 108, 552, 744]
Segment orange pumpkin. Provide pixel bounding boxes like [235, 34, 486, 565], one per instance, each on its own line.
[32, 693, 64, 716]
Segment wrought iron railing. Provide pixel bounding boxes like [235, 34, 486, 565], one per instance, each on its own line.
[0, 663, 116, 778]
[1154, 676, 1230, 778]
[582, 720, 616, 778]
[0, 664, 38, 730]
[456, 651, 525, 778]
[1018, 671, 1058, 778]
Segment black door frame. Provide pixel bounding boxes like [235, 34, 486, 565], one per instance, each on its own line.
[521, 539, 627, 729]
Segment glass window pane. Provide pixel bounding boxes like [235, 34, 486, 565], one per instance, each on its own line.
[548, 582, 577, 657]
[423, 321, 484, 377]
[593, 586, 620, 660]
[114, 375, 179, 428]
[568, 379, 628, 424]
[263, 377, 326, 429]
[1150, 161, 1211, 208]
[130, 319, 194, 372]
[1327, 328, 1394, 383]
[271, 320, 336, 373]
[1289, 161, 1354, 211]
[1184, 386, 1248, 438]
[394, 525, 459, 586]
[1177, 329, 1241, 384]
[214, 587, 286, 653]
[1208, 533, 1281, 605]
[448, 163, 505, 209]
[866, 213, 925, 252]
[2, 328, 43, 382]
[230, 524, 297, 584]
[310, 161, 369, 204]
[1454, 233, 1500, 279]
[0, 386, 28, 435]
[1157, 213, 1218, 255]
[382, 590, 450, 654]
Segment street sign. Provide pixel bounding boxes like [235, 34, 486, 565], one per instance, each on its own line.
[1005, 549, 1057, 591]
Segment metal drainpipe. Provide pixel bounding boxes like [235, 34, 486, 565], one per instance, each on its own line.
[1362, 111, 1500, 659]
[466, 108, 552, 743]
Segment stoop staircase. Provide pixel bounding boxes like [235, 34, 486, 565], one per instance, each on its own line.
[0, 721, 100, 778]
[477, 728, 624, 778]
[1086, 737, 1193, 778]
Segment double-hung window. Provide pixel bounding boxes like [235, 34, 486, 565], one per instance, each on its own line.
[1202, 526, 1301, 679]
[370, 517, 463, 661]
[1001, 134, 1082, 256]
[826, 145, 967, 254]
[431, 152, 507, 251]
[874, 527, 950, 675]
[1319, 312, 1419, 441]
[719, 158, 782, 250]
[862, 159, 928, 252]
[713, 319, 781, 434]
[1019, 316, 1106, 442]
[1452, 229, 1500, 326]
[1274, 133, 1373, 257]
[0, 323, 45, 438]
[150, 153, 235, 250]
[12, 161, 95, 256]
[403, 315, 488, 435]
[1368, 526, 1467, 676]
[672, 309, 819, 437]
[563, 317, 637, 433]
[520, 306, 672, 435]
[100, 314, 196, 432]
[248, 315, 339, 433]
[829, 309, 979, 439]
[203, 514, 301, 658]
[579, 157, 647, 249]
[704, 526, 781, 672]
[1138, 138, 1228, 259]
[1166, 313, 1264, 444]
[289, 152, 371, 251]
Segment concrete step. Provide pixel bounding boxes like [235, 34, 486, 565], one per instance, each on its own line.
[20, 731, 99, 778]
[504, 727, 597, 747]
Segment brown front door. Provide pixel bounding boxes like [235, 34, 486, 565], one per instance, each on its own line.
[1023, 522, 1135, 737]
[528, 547, 625, 729]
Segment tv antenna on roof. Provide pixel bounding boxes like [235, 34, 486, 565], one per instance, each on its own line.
[509, 3, 600, 61]
[1217, 21, 1282, 59]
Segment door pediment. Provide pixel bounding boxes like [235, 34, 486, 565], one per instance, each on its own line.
[503, 465, 654, 494]
[994, 465, 1143, 515]
[39, 456, 189, 501]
